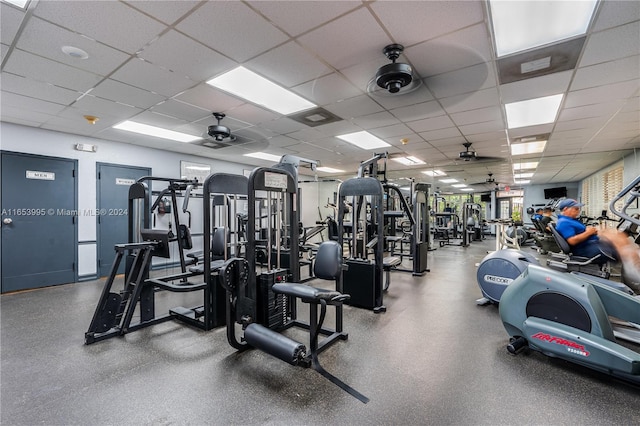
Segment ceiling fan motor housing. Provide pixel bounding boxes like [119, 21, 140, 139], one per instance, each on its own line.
[376, 43, 413, 93]
[375, 63, 413, 93]
[207, 112, 232, 141]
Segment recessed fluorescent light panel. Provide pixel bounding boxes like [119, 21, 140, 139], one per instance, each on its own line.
[391, 156, 426, 166]
[113, 121, 200, 143]
[317, 166, 344, 173]
[336, 131, 390, 150]
[505, 94, 563, 129]
[514, 180, 531, 185]
[460, 188, 474, 192]
[514, 172, 534, 179]
[490, 0, 598, 57]
[513, 162, 539, 171]
[422, 170, 446, 177]
[452, 184, 467, 188]
[2, 0, 29, 8]
[207, 67, 316, 115]
[440, 178, 458, 183]
[511, 141, 547, 156]
[244, 152, 283, 162]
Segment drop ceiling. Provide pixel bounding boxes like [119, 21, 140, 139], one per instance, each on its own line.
[1, 0, 639, 192]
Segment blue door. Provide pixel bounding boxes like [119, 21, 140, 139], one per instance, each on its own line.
[1, 152, 77, 292]
[97, 163, 151, 277]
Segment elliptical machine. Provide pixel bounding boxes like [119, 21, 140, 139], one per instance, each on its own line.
[498, 176, 640, 385]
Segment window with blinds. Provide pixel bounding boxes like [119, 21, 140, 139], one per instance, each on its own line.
[580, 163, 623, 219]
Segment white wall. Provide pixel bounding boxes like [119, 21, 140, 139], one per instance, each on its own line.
[1, 122, 253, 279]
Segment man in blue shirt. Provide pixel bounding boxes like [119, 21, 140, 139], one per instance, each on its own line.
[555, 198, 617, 264]
[532, 208, 543, 221]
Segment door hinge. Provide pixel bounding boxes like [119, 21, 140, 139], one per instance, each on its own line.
[72, 216, 75, 225]
[72, 262, 76, 272]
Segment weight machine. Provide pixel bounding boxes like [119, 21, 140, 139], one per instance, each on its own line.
[222, 166, 367, 402]
[339, 176, 387, 312]
[85, 177, 206, 344]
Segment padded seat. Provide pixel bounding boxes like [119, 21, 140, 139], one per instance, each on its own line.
[272, 283, 343, 303]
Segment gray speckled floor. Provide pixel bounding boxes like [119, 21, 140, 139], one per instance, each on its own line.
[2, 237, 640, 425]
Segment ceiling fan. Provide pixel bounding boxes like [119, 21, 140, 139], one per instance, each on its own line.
[196, 112, 270, 151]
[205, 112, 236, 143]
[366, 44, 422, 97]
[459, 142, 503, 162]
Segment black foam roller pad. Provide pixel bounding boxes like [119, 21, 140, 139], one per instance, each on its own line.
[244, 323, 306, 365]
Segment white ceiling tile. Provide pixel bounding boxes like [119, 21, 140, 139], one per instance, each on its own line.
[0, 3, 25, 44]
[1, 91, 67, 115]
[293, 72, 363, 106]
[1, 43, 9, 62]
[33, 0, 166, 54]
[424, 62, 495, 99]
[126, 110, 191, 130]
[466, 131, 508, 144]
[261, 117, 308, 134]
[407, 24, 492, 77]
[16, 17, 130, 76]
[459, 120, 505, 135]
[424, 135, 466, 148]
[176, 1, 289, 62]
[110, 58, 196, 97]
[248, 1, 361, 37]
[369, 123, 413, 139]
[351, 111, 400, 130]
[323, 95, 384, 119]
[262, 135, 300, 149]
[559, 100, 626, 122]
[565, 80, 640, 108]
[314, 120, 360, 137]
[124, 1, 201, 25]
[151, 99, 210, 122]
[1, 106, 56, 126]
[592, 0, 640, 32]
[68, 95, 142, 120]
[450, 106, 503, 126]
[286, 127, 328, 142]
[554, 116, 608, 132]
[227, 103, 280, 126]
[1, 72, 80, 105]
[507, 124, 554, 139]
[499, 71, 572, 104]
[581, 21, 640, 67]
[91, 79, 166, 109]
[418, 127, 463, 142]
[407, 115, 455, 133]
[297, 8, 392, 70]
[4, 49, 103, 92]
[246, 41, 332, 88]
[174, 84, 245, 113]
[572, 55, 640, 90]
[370, 1, 484, 47]
[440, 88, 500, 114]
[368, 85, 435, 110]
[390, 100, 445, 122]
[138, 30, 237, 82]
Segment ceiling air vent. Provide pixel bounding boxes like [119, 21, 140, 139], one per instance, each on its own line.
[288, 107, 342, 127]
[497, 37, 585, 85]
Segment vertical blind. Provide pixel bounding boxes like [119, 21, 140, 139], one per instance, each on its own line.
[580, 162, 623, 219]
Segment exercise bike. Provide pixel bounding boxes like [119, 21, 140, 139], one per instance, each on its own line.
[498, 176, 640, 385]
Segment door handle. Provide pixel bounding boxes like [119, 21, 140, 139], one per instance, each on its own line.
[3, 218, 13, 225]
